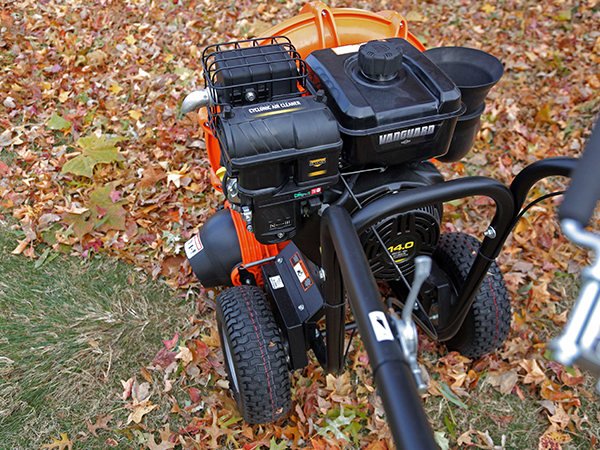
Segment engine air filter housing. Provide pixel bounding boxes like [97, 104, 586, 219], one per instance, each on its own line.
[201, 37, 343, 245]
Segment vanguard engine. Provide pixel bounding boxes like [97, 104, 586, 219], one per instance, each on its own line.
[184, 36, 502, 287]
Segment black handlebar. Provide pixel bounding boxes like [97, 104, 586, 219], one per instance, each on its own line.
[320, 206, 439, 450]
[558, 117, 600, 226]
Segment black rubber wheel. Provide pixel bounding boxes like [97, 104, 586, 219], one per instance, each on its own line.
[216, 285, 291, 424]
[433, 232, 511, 358]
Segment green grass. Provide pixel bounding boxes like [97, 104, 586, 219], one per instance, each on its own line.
[0, 148, 17, 166]
[0, 215, 192, 449]
[424, 375, 600, 449]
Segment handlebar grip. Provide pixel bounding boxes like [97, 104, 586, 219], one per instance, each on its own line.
[558, 117, 600, 226]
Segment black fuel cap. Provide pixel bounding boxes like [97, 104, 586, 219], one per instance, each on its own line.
[358, 40, 403, 81]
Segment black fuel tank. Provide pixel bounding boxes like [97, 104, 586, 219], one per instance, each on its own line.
[306, 38, 464, 166]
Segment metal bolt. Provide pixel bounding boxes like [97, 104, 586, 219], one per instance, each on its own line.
[226, 179, 238, 200]
[321, 10, 327, 17]
[298, 304, 305, 311]
[277, 232, 285, 239]
[241, 206, 252, 223]
[318, 268, 326, 281]
[483, 226, 497, 239]
[245, 91, 256, 102]
[246, 223, 253, 233]
[277, 257, 283, 264]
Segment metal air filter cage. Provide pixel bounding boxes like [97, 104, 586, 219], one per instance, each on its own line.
[201, 36, 308, 108]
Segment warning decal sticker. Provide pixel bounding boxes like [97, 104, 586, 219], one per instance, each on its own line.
[290, 252, 313, 291]
[332, 43, 363, 55]
[184, 234, 203, 260]
[368, 311, 394, 342]
[293, 262, 307, 282]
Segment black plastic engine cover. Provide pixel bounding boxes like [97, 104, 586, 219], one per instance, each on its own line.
[305, 38, 464, 166]
[215, 94, 343, 244]
[216, 95, 342, 189]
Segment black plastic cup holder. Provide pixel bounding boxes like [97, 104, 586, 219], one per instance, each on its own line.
[424, 47, 503, 161]
[437, 102, 486, 162]
[423, 47, 503, 116]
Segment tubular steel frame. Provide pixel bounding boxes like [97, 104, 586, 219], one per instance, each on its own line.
[317, 156, 577, 449]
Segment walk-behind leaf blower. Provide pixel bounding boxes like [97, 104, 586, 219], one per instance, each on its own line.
[179, 3, 576, 439]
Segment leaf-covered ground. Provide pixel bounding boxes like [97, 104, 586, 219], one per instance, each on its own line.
[1, 0, 600, 449]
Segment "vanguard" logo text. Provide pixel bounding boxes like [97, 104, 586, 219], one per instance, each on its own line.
[379, 124, 436, 145]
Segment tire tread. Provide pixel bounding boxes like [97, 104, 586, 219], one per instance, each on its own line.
[433, 232, 511, 358]
[216, 285, 291, 424]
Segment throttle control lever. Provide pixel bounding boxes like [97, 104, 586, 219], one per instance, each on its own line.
[390, 256, 432, 394]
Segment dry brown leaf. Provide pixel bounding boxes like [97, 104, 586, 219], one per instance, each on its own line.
[247, 20, 272, 37]
[86, 49, 108, 66]
[487, 370, 519, 395]
[457, 429, 475, 446]
[141, 367, 153, 383]
[127, 398, 159, 424]
[40, 433, 73, 450]
[547, 403, 571, 430]
[588, 74, 600, 89]
[138, 166, 167, 189]
[147, 432, 176, 450]
[121, 377, 134, 401]
[500, 337, 531, 359]
[132, 379, 151, 402]
[202, 411, 238, 449]
[540, 379, 575, 403]
[11, 239, 29, 255]
[405, 11, 426, 22]
[175, 345, 193, 364]
[483, 411, 514, 427]
[325, 371, 353, 396]
[520, 359, 547, 385]
[364, 441, 388, 450]
[86, 414, 113, 437]
[560, 367, 585, 387]
[538, 431, 572, 450]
